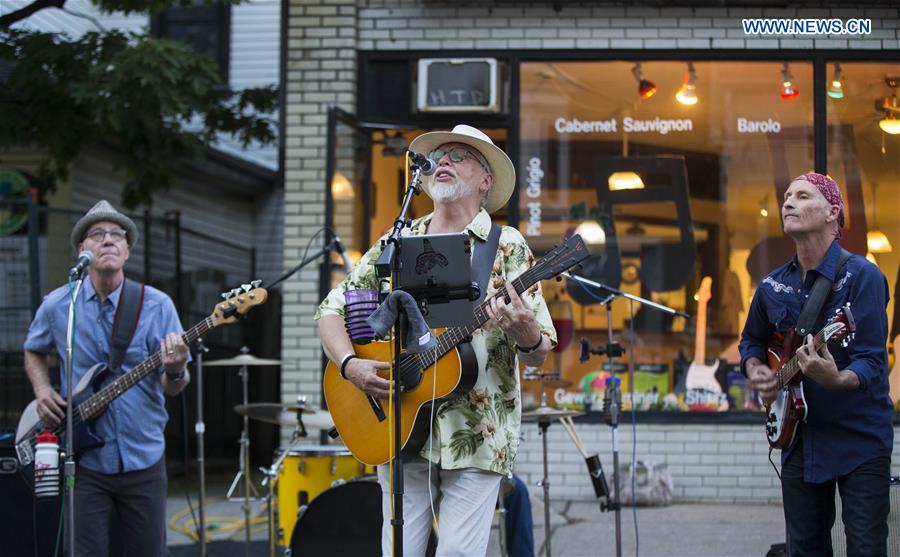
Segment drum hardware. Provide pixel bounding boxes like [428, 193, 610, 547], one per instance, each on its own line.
[208, 347, 282, 556]
[521, 392, 584, 557]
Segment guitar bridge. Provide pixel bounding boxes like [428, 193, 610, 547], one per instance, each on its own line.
[367, 395, 386, 422]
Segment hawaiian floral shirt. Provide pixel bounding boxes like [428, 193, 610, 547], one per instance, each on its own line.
[315, 209, 557, 475]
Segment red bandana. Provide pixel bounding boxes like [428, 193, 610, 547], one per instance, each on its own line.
[793, 172, 845, 228]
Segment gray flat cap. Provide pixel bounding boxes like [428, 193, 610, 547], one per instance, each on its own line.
[70, 200, 139, 249]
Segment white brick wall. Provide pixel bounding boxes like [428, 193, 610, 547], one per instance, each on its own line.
[282, 0, 900, 500]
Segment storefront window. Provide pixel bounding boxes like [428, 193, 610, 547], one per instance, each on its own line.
[519, 60, 834, 414]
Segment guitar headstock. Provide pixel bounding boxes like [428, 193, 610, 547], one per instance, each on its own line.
[535, 234, 590, 281]
[695, 276, 713, 305]
[210, 280, 268, 326]
[823, 303, 856, 347]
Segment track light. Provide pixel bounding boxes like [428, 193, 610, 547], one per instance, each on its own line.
[827, 63, 844, 99]
[878, 75, 900, 135]
[675, 62, 698, 105]
[780, 63, 799, 100]
[631, 63, 657, 99]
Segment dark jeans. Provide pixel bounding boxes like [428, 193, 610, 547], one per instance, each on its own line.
[70, 457, 167, 557]
[504, 474, 535, 557]
[782, 443, 890, 557]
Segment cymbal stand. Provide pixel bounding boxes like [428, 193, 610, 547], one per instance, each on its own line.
[537, 415, 553, 557]
[194, 337, 210, 557]
[226, 347, 259, 557]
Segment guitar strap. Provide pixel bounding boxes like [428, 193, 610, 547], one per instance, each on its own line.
[109, 278, 145, 372]
[795, 248, 852, 337]
[470, 224, 501, 304]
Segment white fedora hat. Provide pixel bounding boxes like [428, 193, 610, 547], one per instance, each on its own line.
[409, 124, 515, 214]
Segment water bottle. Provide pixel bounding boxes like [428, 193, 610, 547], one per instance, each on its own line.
[33, 431, 60, 498]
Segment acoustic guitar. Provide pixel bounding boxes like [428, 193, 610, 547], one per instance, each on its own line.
[324, 235, 589, 466]
[15, 283, 268, 466]
[763, 304, 855, 450]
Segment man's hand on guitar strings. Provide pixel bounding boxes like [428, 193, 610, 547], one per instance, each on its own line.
[486, 282, 542, 348]
[35, 385, 67, 427]
[746, 358, 778, 403]
[345, 358, 393, 399]
[797, 333, 857, 390]
[160, 332, 189, 376]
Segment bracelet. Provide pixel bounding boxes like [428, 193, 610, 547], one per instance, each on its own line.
[339, 354, 358, 379]
[515, 333, 544, 354]
[166, 369, 186, 382]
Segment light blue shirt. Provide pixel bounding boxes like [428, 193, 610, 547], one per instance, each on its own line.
[24, 277, 187, 474]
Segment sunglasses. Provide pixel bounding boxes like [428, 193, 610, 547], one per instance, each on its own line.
[427, 147, 490, 173]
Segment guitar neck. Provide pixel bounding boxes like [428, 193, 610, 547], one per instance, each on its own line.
[777, 328, 828, 385]
[416, 265, 544, 369]
[693, 300, 708, 365]
[78, 317, 214, 416]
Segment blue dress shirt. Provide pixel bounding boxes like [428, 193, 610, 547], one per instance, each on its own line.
[739, 240, 893, 483]
[24, 277, 188, 474]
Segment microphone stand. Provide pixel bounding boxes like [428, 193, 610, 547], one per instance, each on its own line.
[64, 271, 87, 557]
[565, 272, 687, 557]
[193, 337, 210, 557]
[374, 162, 426, 557]
[266, 238, 345, 290]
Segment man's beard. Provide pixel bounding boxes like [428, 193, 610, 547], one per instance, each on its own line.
[429, 180, 465, 203]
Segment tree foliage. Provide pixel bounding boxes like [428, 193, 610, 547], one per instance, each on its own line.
[0, 1, 278, 208]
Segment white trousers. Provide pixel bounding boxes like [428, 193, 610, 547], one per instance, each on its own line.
[377, 458, 502, 557]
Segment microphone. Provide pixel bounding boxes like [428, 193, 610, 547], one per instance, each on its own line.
[68, 251, 93, 278]
[407, 150, 436, 176]
[332, 234, 353, 274]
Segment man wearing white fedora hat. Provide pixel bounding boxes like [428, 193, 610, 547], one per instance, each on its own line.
[24, 200, 190, 555]
[317, 125, 557, 555]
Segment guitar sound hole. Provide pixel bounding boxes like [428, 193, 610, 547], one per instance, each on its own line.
[398, 354, 423, 390]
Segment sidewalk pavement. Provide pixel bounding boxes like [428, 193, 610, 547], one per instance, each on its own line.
[166, 479, 785, 557]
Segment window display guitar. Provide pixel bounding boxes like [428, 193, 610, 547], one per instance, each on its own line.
[764, 304, 855, 450]
[685, 276, 721, 393]
[15, 284, 268, 466]
[323, 235, 589, 466]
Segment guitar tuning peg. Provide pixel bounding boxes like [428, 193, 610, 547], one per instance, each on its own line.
[231, 288, 242, 297]
[241, 283, 252, 292]
[251, 279, 262, 288]
[221, 291, 232, 300]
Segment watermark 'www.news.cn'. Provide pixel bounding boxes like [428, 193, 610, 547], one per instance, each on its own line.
[742, 18, 872, 35]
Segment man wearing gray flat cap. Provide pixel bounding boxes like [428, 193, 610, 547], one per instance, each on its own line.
[24, 200, 190, 555]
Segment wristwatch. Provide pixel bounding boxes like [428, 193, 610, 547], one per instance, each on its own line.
[166, 369, 186, 382]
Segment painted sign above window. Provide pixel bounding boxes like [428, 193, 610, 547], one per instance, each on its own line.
[417, 58, 500, 113]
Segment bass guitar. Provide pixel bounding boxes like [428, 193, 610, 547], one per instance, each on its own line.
[324, 235, 589, 466]
[15, 283, 268, 466]
[763, 304, 855, 450]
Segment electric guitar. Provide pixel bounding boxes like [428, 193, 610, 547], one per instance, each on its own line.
[763, 304, 855, 450]
[685, 276, 721, 393]
[324, 235, 590, 466]
[15, 283, 268, 466]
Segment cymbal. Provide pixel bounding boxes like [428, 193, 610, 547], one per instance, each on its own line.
[521, 406, 583, 422]
[205, 354, 282, 367]
[234, 403, 334, 429]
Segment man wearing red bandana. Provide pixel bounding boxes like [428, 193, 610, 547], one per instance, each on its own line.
[739, 173, 892, 556]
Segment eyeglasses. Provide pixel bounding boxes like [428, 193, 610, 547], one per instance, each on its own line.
[427, 147, 491, 174]
[85, 228, 127, 243]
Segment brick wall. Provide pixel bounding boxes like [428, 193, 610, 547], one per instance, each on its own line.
[282, 0, 900, 501]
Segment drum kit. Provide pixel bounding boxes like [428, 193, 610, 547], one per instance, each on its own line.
[193, 350, 586, 557]
[200, 349, 376, 557]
